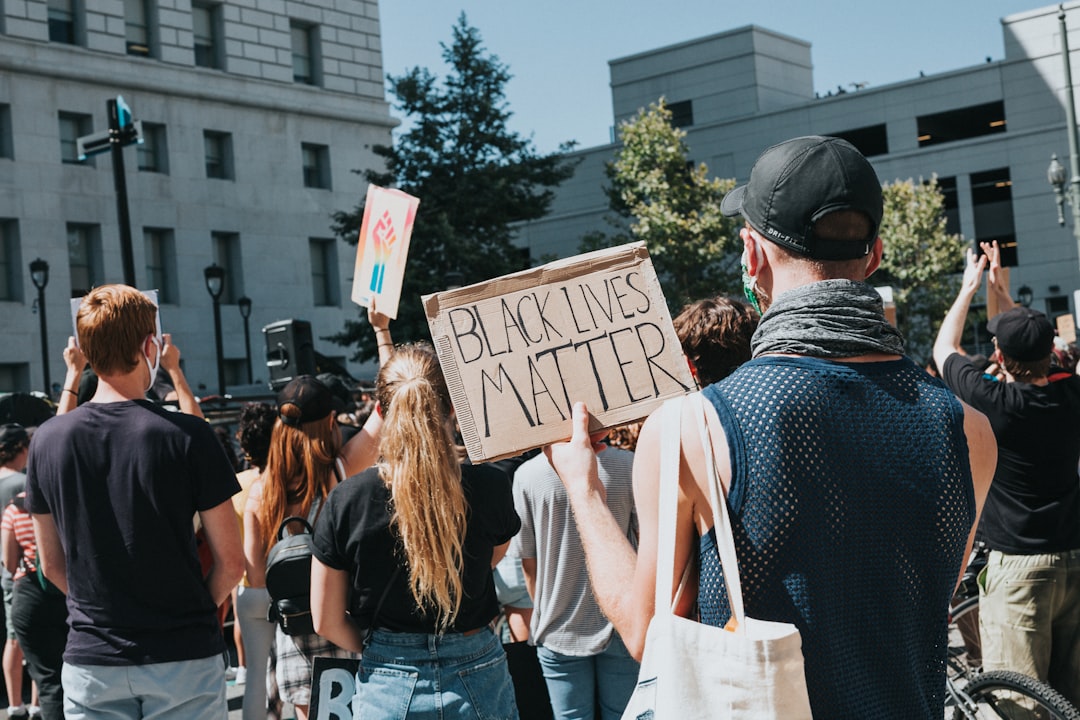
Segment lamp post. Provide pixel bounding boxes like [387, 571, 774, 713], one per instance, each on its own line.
[237, 295, 253, 384]
[29, 258, 50, 395]
[203, 263, 226, 398]
[1049, 5, 1080, 271]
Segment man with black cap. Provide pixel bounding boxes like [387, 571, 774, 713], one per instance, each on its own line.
[934, 243, 1080, 706]
[545, 136, 996, 718]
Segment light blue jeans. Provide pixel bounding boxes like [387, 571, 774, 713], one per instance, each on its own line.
[62, 654, 227, 720]
[353, 627, 519, 720]
[535, 634, 638, 720]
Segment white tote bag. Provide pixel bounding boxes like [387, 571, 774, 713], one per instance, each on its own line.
[620, 395, 812, 720]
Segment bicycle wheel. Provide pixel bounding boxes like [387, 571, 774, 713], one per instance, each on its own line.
[953, 670, 1080, 720]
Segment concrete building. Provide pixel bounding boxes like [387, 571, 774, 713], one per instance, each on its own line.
[0, 0, 393, 396]
[519, 3, 1080, 343]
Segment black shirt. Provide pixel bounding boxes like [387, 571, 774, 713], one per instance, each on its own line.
[25, 400, 240, 664]
[312, 463, 520, 634]
[942, 354, 1080, 553]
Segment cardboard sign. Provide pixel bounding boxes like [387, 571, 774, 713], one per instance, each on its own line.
[309, 657, 361, 720]
[1057, 313, 1076, 344]
[350, 185, 419, 319]
[423, 242, 695, 463]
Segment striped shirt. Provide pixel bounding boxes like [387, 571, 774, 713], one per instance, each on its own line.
[1, 497, 36, 579]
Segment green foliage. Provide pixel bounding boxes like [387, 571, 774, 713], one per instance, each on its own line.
[330, 15, 576, 362]
[876, 176, 966, 363]
[581, 99, 740, 310]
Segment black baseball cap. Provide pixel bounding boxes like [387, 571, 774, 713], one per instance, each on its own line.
[720, 136, 883, 261]
[987, 307, 1055, 362]
[276, 375, 346, 428]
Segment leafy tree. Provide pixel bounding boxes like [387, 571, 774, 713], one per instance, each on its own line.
[876, 176, 966, 363]
[582, 99, 740, 310]
[330, 15, 576, 361]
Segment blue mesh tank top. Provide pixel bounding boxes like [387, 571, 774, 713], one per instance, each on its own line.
[700, 356, 974, 719]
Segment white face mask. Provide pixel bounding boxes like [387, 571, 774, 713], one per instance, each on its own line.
[145, 336, 161, 393]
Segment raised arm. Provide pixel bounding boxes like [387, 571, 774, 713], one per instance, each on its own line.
[57, 337, 87, 415]
[981, 240, 1015, 317]
[159, 334, 204, 419]
[933, 248, 986, 374]
[369, 301, 394, 367]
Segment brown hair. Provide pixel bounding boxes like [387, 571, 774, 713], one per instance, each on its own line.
[673, 296, 759, 387]
[376, 343, 466, 634]
[237, 402, 277, 471]
[995, 340, 1051, 382]
[76, 285, 157, 376]
[257, 407, 341, 554]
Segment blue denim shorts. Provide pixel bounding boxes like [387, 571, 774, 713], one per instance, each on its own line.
[354, 627, 519, 720]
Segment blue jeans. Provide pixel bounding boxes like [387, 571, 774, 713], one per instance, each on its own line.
[535, 634, 638, 720]
[62, 654, 227, 720]
[353, 627, 519, 720]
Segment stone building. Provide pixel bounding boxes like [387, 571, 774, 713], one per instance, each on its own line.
[0, 0, 393, 394]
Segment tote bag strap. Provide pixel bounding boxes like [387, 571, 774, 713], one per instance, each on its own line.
[655, 396, 684, 617]
[691, 393, 747, 629]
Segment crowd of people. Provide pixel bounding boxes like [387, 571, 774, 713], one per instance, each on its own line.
[1, 135, 1077, 719]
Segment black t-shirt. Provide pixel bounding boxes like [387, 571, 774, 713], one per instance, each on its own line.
[312, 463, 520, 634]
[25, 400, 240, 665]
[942, 354, 1080, 553]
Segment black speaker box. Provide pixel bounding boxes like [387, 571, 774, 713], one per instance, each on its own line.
[263, 319, 316, 390]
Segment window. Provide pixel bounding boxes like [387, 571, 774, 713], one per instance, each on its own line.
[0, 105, 12, 160]
[971, 168, 1017, 267]
[137, 122, 168, 174]
[48, 0, 78, 45]
[211, 231, 243, 303]
[144, 228, 177, 303]
[192, 3, 223, 69]
[309, 238, 339, 306]
[917, 102, 1006, 148]
[124, 0, 152, 56]
[301, 143, 331, 189]
[0, 220, 21, 302]
[203, 130, 233, 179]
[59, 112, 93, 165]
[829, 124, 889, 157]
[68, 223, 102, 297]
[667, 100, 694, 129]
[0, 364, 30, 394]
[935, 177, 961, 237]
[291, 21, 320, 85]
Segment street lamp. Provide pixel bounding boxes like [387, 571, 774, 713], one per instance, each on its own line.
[237, 295, 253, 384]
[203, 263, 226, 398]
[1018, 285, 1034, 307]
[29, 258, 50, 395]
[1049, 5, 1080, 271]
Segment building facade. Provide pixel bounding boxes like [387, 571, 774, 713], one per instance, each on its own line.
[518, 3, 1080, 342]
[0, 0, 393, 395]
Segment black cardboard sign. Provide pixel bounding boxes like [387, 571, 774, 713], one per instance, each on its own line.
[423, 242, 694, 462]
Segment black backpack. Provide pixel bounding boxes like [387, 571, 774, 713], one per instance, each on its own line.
[265, 515, 318, 636]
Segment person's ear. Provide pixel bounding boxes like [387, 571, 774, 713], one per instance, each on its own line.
[864, 237, 884, 278]
[741, 227, 765, 276]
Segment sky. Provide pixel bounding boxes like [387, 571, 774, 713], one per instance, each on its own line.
[379, 0, 1051, 155]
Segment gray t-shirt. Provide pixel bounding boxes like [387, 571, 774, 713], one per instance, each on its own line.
[508, 448, 636, 656]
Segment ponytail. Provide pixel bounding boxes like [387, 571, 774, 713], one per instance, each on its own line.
[377, 344, 466, 633]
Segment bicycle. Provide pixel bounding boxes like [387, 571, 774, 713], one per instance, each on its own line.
[945, 543, 1080, 720]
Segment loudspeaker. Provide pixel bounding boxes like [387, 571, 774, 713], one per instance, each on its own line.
[263, 319, 316, 390]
